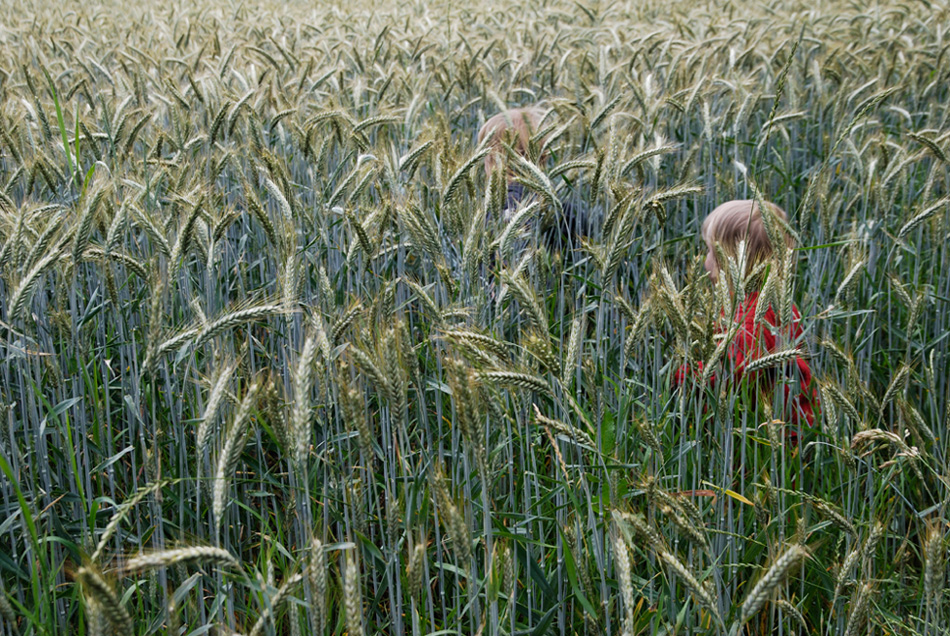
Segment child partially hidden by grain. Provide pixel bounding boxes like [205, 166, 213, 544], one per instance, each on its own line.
[477, 106, 586, 246]
[675, 200, 818, 436]
[478, 107, 546, 183]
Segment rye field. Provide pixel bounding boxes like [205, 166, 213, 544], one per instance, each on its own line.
[1, 0, 949, 634]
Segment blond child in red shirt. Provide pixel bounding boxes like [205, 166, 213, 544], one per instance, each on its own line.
[675, 199, 818, 430]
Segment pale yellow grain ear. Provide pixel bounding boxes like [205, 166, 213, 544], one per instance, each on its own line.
[381, 324, 408, 418]
[309, 538, 328, 634]
[758, 201, 788, 256]
[649, 483, 710, 550]
[923, 525, 945, 612]
[291, 334, 319, 470]
[430, 465, 472, 563]
[407, 541, 426, 602]
[213, 380, 261, 531]
[647, 265, 687, 347]
[712, 240, 743, 298]
[739, 544, 809, 626]
[611, 521, 635, 636]
[780, 245, 796, 324]
[77, 566, 133, 635]
[845, 582, 873, 636]
[657, 547, 723, 628]
[195, 360, 239, 462]
[122, 546, 241, 574]
[344, 550, 364, 636]
[753, 265, 776, 326]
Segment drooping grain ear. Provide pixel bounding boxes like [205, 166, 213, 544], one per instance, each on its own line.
[758, 200, 786, 255]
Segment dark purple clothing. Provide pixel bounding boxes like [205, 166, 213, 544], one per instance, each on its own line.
[505, 183, 588, 249]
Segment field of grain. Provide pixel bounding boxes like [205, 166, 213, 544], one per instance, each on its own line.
[1, 0, 949, 634]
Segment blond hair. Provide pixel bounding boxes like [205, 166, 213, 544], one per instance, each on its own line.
[702, 199, 791, 276]
[477, 106, 547, 174]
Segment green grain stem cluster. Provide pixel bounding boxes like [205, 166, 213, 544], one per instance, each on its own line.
[1, 0, 949, 634]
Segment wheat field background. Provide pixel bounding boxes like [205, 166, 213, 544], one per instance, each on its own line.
[0, 0, 948, 634]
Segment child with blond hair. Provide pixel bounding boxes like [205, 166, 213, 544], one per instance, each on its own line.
[477, 105, 587, 248]
[676, 199, 818, 432]
[477, 106, 546, 178]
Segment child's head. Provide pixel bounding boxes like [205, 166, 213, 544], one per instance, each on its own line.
[701, 199, 790, 283]
[477, 106, 547, 175]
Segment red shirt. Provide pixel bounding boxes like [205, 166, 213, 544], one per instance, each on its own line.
[674, 292, 818, 428]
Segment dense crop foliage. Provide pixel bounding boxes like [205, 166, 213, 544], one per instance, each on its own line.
[1, 0, 949, 634]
